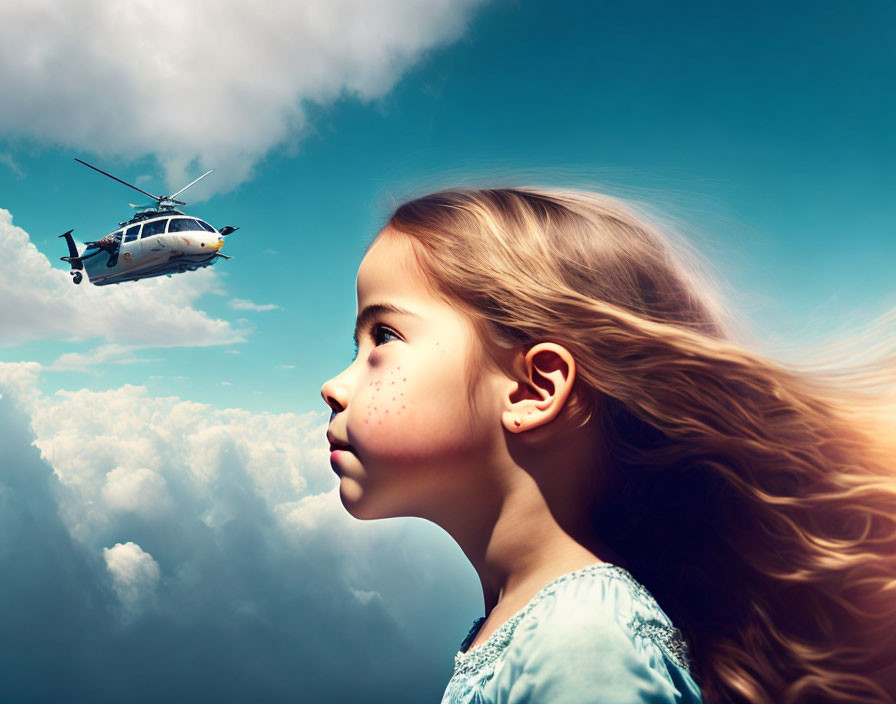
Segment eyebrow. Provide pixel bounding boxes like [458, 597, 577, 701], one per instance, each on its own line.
[353, 303, 419, 348]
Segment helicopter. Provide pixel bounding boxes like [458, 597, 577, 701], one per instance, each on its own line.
[59, 158, 238, 285]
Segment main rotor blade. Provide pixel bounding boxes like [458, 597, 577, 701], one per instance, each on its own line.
[74, 158, 162, 202]
[169, 169, 214, 200]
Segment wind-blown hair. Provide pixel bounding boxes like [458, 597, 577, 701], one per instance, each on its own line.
[383, 188, 896, 703]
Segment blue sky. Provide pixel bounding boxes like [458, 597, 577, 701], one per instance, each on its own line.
[1, 1, 894, 701]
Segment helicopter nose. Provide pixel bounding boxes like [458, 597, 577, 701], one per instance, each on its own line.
[212, 238, 224, 251]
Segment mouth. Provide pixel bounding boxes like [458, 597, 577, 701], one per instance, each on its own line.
[327, 428, 355, 454]
[329, 441, 354, 453]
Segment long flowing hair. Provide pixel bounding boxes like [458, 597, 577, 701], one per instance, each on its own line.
[383, 187, 896, 704]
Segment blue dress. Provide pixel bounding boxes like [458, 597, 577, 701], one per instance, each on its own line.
[440, 563, 703, 703]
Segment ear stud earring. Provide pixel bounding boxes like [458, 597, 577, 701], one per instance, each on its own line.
[513, 418, 521, 427]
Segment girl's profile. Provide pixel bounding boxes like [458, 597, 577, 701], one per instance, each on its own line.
[321, 187, 896, 703]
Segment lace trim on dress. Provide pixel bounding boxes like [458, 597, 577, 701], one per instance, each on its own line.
[451, 563, 692, 682]
[632, 622, 692, 670]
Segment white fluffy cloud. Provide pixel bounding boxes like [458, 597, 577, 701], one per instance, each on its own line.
[102, 468, 171, 517]
[104, 541, 161, 609]
[0, 0, 485, 194]
[0, 359, 329, 534]
[0, 210, 244, 347]
[0, 361, 42, 409]
[28, 383, 330, 533]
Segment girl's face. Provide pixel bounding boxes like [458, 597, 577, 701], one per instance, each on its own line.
[321, 231, 502, 520]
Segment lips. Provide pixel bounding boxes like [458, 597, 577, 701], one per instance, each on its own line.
[327, 431, 354, 453]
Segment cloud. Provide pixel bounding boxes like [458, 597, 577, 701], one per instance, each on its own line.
[104, 542, 161, 610]
[0, 0, 486, 195]
[0, 364, 479, 702]
[48, 344, 162, 373]
[102, 468, 171, 518]
[228, 298, 280, 312]
[0, 210, 245, 347]
[0, 152, 23, 177]
[352, 587, 384, 605]
[0, 360, 42, 410]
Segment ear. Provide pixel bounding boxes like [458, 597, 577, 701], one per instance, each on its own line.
[501, 343, 576, 434]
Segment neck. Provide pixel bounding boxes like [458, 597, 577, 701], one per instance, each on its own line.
[427, 465, 619, 616]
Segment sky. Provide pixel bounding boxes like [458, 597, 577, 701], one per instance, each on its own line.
[0, 1, 894, 701]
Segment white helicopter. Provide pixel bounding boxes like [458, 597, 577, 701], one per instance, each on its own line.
[60, 158, 238, 285]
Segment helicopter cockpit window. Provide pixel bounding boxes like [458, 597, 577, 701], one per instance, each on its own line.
[141, 219, 167, 238]
[168, 218, 204, 233]
[196, 220, 217, 233]
[124, 225, 140, 243]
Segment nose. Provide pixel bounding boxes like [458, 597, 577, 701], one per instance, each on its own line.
[321, 376, 348, 416]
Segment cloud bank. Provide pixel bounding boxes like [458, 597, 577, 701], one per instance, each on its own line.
[0, 209, 244, 347]
[0, 0, 485, 194]
[0, 363, 478, 702]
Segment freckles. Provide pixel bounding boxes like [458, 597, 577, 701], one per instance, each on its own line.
[383, 366, 409, 416]
[366, 365, 409, 423]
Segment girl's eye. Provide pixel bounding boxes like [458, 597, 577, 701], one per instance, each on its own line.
[372, 323, 400, 347]
[352, 323, 399, 361]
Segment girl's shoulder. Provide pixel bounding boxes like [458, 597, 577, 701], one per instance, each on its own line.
[444, 563, 702, 704]
[522, 562, 693, 668]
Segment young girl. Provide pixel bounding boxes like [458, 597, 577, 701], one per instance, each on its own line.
[321, 188, 896, 703]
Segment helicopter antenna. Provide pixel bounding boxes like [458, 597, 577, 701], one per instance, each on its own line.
[74, 158, 163, 203]
[169, 169, 214, 200]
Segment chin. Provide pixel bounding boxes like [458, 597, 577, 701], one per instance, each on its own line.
[338, 482, 383, 520]
[338, 482, 409, 521]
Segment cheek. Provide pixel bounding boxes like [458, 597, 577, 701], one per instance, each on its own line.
[354, 360, 472, 461]
[355, 364, 411, 451]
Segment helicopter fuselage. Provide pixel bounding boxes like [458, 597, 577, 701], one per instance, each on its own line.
[63, 212, 230, 286]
